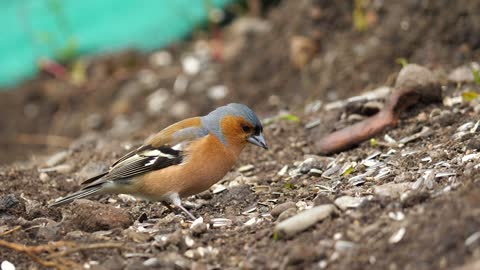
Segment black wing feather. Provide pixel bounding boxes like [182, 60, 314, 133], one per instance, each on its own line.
[81, 145, 183, 189]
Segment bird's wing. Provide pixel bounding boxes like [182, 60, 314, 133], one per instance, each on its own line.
[81, 122, 208, 189]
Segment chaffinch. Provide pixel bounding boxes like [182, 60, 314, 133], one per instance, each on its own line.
[50, 103, 267, 219]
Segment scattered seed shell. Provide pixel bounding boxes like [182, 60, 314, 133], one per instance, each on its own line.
[389, 227, 406, 244]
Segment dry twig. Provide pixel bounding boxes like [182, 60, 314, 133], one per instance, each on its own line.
[0, 239, 125, 270]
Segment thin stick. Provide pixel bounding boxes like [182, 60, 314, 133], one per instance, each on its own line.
[0, 239, 126, 270]
[0, 226, 21, 237]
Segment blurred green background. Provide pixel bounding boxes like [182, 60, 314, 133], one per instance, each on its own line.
[0, 0, 232, 88]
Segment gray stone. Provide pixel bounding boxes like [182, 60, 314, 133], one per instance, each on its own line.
[271, 202, 297, 217]
[374, 182, 412, 198]
[274, 204, 337, 238]
[334, 196, 366, 211]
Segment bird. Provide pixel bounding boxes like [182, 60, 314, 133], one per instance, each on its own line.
[49, 103, 267, 220]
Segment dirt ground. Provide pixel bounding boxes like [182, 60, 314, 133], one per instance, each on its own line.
[1, 1, 480, 269]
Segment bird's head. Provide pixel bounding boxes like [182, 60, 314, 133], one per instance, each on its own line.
[201, 103, 268, 151]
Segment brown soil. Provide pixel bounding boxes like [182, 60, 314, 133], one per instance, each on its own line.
[1, 1, 480, 269]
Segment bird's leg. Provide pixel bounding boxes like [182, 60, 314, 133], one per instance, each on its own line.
[176, 204, 197, 221]
[164, 193, 197, 221]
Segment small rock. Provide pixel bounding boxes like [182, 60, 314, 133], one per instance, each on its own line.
[467, 138, 480, 150]
[66, 199, 133, 232]
[374, 182, 412, 198]
[101, 255, 124, 270]
[191, 222, 207, 236]
[287, 244, 319, 265]
[277, 207, 298, 222]
[184, 247, 219, 260]
[33, 218, 59, 240]
[207, 85, 228, 100]
[274, 204, 337, 238]
[334, 196, 366, 211]
[126, 230, 150, 242]
[191, 262, 208, 270]
[173, 75, 189, 95]
[150, 51, 172, 67]
[271, 202, 297, 217]
[196, 191, 213, 200]
[313, 193, 334, 206]
[395, 64, 441, 102]
[39, 172, 49, 181]
[400, 190, 430, 207]
[45, 151, 69, 167]
[65, 230, 86, 239]
[238, 164, 255, 173]
[170, 101, 189, 118]
[182, 55, 201, 75]
[1, 260, 15, 270]
[146, 88, 170, 115]
[0, 194, 19, 213]
[448, 66, 475, 83]
[432, 111, 456, 127]
[299, 156, 334, 173]
[143, 253, 190, 269]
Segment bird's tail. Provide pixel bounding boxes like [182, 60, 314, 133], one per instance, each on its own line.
[49, 187, 102, 207]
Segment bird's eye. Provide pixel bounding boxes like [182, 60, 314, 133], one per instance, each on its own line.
[242, 125, 251, 133]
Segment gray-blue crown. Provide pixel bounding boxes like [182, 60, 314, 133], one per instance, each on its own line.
[201, 103, 261, 145]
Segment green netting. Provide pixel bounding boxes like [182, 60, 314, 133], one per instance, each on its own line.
[0, 0, 232, 88]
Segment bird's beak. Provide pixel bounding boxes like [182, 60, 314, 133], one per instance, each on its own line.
[247, 132, 268, 149]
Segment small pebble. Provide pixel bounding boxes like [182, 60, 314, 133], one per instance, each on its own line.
[334, 196, 366, 211]
[191, 223, 207, 236]
[150, 51, 172, 67]
[39, 172, 49, 181]
[448, 66, 474, 83]
[271, 202, 296, 217]
[400, 190, 430, 207]
[467, 138, 480, 150]
[1, 261, 15, 270]
[277, 207, 298, 222]
[170, 101, 190, 118]
[274, 204, 337, 238]
[374, 182, 412, 198]
[182, 55, 201, 75]
[207, 85, 228, 100]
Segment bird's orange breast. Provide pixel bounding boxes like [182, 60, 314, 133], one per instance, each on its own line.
[137, 134, 239, 199]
